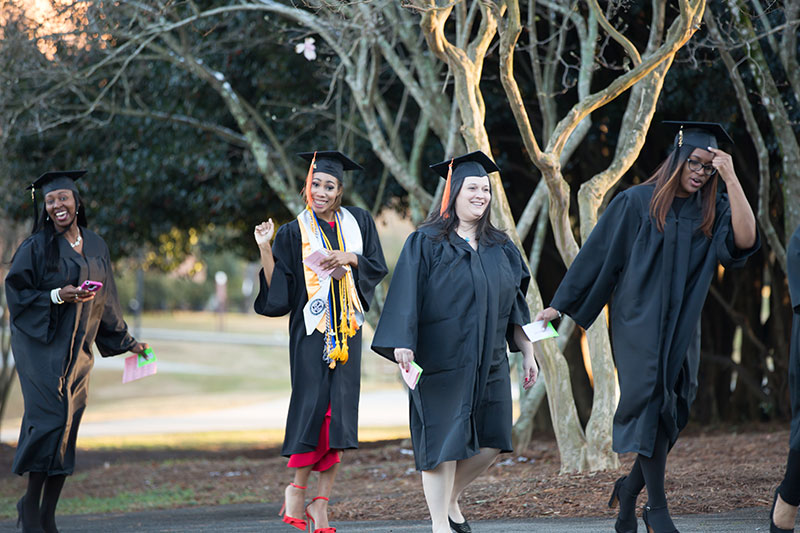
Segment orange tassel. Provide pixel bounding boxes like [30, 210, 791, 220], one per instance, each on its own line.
[304, 151, 317, 207]
[439, 158, 454, 218]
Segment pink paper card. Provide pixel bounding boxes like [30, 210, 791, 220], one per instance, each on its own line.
[303, 249, 346, 280]
[401, 361, 423, 390]
[122, 353, 157, 383]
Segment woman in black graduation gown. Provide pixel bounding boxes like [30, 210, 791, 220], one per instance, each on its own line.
[6, 171, 149, 533]
[371, 151, 538, 533]
[535, 122, 759, 533]
[770, 224, 800, 533]
[253, 151, 387, 533]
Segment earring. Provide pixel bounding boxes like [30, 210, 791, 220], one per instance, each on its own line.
[46, 214, 50, 221]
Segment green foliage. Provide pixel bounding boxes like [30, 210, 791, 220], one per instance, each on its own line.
[1, 3, 402, 261]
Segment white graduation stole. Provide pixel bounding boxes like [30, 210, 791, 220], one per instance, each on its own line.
[297, 208, 365, 337]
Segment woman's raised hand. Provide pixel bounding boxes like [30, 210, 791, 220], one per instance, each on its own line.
[394, 347, 415, 372]
[254, 219, 275, 247]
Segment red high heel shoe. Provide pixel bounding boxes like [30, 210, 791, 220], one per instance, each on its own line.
[305, 496, 335, 533]
[278, 483, 307, 531]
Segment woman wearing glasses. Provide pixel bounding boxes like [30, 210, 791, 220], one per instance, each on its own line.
[535, 122, 759, 533]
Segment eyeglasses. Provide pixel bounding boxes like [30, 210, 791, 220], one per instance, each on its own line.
[686, 158, 717, 177]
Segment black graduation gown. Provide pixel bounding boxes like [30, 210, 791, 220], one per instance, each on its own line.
[550, 183, 759, 457]
[371, 226, 530, 471]
[787, 224, 800, 451]
[254, 206, 387, 457]
[6, 228, 137, 476]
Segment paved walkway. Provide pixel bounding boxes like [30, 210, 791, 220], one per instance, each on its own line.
[0, 503, 770, 532]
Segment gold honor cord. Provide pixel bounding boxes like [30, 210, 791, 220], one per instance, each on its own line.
[312, 209, 358, 369]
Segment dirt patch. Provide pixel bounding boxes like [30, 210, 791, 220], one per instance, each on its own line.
[0, 426, 785, 520]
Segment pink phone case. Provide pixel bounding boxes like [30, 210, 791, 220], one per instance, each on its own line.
[79, 280, 104, 292]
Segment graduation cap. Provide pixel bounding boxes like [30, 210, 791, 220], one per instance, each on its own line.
[29, 170, 86, 196]
[297, 151, 362, 180]
[28, 170, 87, 232]
[662, 121, 734, 151]
[297, 151, 362, 207]
[430, 151, 500, 217]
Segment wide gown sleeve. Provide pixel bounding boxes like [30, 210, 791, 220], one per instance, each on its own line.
[504, 240, 531, 352]
[370, 231, 427, 362]
[4, 237, 59, 344]
[95, 243, 137, 357]
[254, 223, 296, 317]
[789, 225, 800, 314]
[95, 278, 136, 357]
[550, 192, 639, 329]
[348, 208, 388, 312]
[712, 194, 761, 269]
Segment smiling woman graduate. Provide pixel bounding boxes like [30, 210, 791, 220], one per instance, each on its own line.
[535, 122, 760, 533]
[253, 151, 387, 533]
[5, 170, 149, 533]
[371, 151, 539, 533]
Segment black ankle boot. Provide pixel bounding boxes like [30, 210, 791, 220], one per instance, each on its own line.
[608, 476, 638, 533]
[16, 497, 45, 533]
[642, 504, 678, 533]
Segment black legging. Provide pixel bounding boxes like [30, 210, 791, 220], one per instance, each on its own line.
[620, 424, 676, 529]
[21, 472, 67, 533]
[779, 448, 800, 506]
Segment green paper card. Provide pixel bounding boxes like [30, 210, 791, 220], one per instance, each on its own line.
[137, 347, 157, 367]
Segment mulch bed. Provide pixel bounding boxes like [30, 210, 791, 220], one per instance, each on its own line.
[0, 426, 785, 520]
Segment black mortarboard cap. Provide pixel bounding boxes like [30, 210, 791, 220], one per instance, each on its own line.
[29, 170, 86, 195]
[662, 121, 734, 151]
[429, 150, 500, 182]
[430, 151, 500, 217]
[297, 151, 363, 180]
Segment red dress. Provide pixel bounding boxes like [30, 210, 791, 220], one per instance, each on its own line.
[286, 405, 340, 471]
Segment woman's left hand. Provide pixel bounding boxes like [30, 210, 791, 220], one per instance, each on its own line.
[708, 147, 736, 183]
[320, 251, 357, 270]
[130, 342, 150, 356]
[522, 352, 539, 390]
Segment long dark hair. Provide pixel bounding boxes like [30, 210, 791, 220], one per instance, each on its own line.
[643, 145, 718, 238]
[420, 176, 508, 245]
[33, 190, 88, 272]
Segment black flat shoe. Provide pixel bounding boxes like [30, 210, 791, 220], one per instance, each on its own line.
[448, 516, 472, 533]
[771, 488, 795, 533]
[642, 504, 678, 533]
[608, 476, 637, 533]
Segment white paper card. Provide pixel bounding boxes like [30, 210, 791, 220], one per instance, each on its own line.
[522, 320, 559, 343]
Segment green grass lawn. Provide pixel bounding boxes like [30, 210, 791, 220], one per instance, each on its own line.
[130, 310, 288, 335]
[2, 311, 400, 432]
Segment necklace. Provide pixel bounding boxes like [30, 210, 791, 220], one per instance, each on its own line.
[69, 234, 82, 248]
[457, 229, 476, 243]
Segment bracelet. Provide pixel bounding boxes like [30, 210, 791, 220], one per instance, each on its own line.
[555, 309, 562, 319]
[50, 288, 64, 305]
